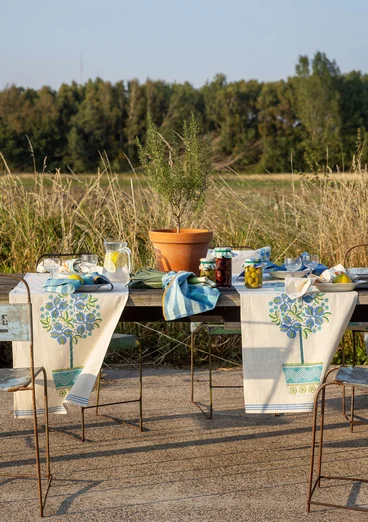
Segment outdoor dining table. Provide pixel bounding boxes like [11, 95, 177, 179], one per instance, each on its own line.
[1, 274, 368, 416]
[1, 274, 368, 323]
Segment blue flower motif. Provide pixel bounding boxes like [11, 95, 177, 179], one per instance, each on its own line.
[305, 305, 325, 326]
[269, 291, 330, 341]
[280, 320, 302, 338]
[273, 293, 293, 312]
[41, 293, 102, 352]
[76, 324, 86, 335]
[45, 296, 68, 318]
[305, 318, 314, 329]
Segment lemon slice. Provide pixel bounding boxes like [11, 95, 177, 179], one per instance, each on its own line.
[103, 256, 116, 273]
[114, 252, 128, 268]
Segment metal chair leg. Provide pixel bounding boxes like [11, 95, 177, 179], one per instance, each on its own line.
[307, 381, 331, 512]
[342, 335, 346, 416]
[81, 368, 102, 441]
[351, 385, 355, 433]
[209, 340, 213, 420]
[81, 341, 144, 441]
[31, 379, 44, 517]
[139, 341, 143, 432]
[95, 369, 102, 416]
[316, 385, 326, 488]
[190, 331, 195, 403]
[81, 407, 85, 442]
[42, 369, 51, 479]
[351, 333, 356, 432]
[307, 382, 322, 512]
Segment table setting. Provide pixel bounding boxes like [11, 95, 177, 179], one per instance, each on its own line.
[10, 242, 131, 418]
[7, 237, 368, 418]
[230, 249, 359, 413]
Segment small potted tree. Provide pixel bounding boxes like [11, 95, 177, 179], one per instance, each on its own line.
[137, 113, 213, 274]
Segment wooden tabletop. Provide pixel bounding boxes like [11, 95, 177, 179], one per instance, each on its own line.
[2, 275, 368, 323]
[0, 275, 240, 306]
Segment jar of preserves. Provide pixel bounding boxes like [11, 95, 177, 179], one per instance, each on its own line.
[243, 258, 263, 289]
[199, 258, 216, 282]
[214, 247, 232, 287]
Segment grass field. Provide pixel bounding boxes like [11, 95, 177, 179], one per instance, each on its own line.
[1, 168, 367, 366]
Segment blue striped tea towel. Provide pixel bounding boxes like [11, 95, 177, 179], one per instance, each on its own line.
[162, 271, 220, 321]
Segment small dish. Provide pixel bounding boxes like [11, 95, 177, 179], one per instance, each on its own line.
[268, 270, 309, 280]
[76, 283, 113, 293]
[310, 281, 365, 292]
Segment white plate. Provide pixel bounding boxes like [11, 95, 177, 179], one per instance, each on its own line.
[310, 281, 365, 292]
[76, 283, 113, 292]
[268, 270, 309, 280]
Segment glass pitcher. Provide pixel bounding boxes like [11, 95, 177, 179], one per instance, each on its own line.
[103, 239, 131, 284]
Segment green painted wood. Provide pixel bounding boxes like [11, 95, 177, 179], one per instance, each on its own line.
[0, 304, 30, 341]
[109, 333, 139, 352]
[207, 327, 242, 336]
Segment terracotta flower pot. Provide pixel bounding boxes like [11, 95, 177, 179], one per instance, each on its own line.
[149, 228, 213, 275]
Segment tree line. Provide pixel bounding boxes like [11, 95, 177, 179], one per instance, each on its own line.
[1, 51, 368, 174]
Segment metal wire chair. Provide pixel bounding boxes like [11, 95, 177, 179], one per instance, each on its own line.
[307, 366, 368, 513]
[190, 246, 254, 418]
[341, 243, 368, 431]
[0, 274, 52, 517]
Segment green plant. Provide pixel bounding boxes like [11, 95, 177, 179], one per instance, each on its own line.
[137, 113, 212, 232]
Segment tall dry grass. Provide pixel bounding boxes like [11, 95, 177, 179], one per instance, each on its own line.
[1, 158, 368, 272]
[1, 153, 368, 366]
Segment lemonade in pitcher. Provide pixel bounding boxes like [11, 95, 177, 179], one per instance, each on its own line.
[103, 239, 131, 284]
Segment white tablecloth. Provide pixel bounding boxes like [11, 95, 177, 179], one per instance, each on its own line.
[234, 278, 357, 413]
[10, 273, 128, 417]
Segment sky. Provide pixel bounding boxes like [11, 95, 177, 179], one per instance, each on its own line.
[1, 0, 368, 90]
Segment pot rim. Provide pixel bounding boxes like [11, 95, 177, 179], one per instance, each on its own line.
[150, 228, 212, 234]
[149, 228, 213, 244]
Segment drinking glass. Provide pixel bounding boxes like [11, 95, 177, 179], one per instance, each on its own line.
[81, 254, 99, 274]
[303, 254, 319, 272]
[284, 257, 302, 276]
[43, 257, 61, 278]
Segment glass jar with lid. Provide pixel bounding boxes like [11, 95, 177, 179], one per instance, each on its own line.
[199, 258, 216, 282]
[243, 257, 263, 289]
[214, 247, 232, 287]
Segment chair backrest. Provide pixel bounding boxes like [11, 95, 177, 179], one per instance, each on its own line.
[0, 303, 31, 341]
[0, 274, 36, 377]
[343, 244, 368, 267]
[0, 274, 32, 342]
[36, 252, 91, 269]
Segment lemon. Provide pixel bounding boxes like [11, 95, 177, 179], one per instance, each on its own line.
[67, 274, 84, 283]
[333, 273, 352, 284]
[114, 252, 128, 268]
[104, 251, 127, 271]
[103, 257, 116, 273]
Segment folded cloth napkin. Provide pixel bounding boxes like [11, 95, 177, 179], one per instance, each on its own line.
[162, 271, 220, 321]
[44, 273, 112, 294]
[285, 276, 312, 299]
[129, 268, 167, 289]
[43, 278, 82, 294]
[129, 268, 217, 289]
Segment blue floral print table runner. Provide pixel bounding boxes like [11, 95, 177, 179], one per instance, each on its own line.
[234, 281, 357, 413]
[10, 273, 128, 417]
